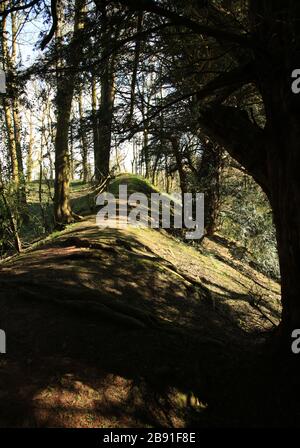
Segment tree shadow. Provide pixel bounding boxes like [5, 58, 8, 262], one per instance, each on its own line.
[0, 224, 298, 428]
[208, 235, 280, 288]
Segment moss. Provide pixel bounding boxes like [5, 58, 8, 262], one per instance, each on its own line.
[108, 173, 160, 197]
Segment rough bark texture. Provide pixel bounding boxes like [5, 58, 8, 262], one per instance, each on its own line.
[94, 58, 115, 182]
[197, 1, 300, 342]
[2, 97, 19, 184]
[197, 141, 222, 237]
[26, 114, 34, 182]
[0, 5, 19, 185]
[0, 3, 27, 213]
[93, 6, 116, 182]
[54, 0, 86, 225]
[78, 88, 89, 182]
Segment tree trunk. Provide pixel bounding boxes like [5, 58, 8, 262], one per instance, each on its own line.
[0, 4, 19, 185]
[93, 6, 116, 182]
[264, 116, 300, 341]
[69, 120, 75, 181]
[11, 11, 24, 178]
[78, 88, 89, 183]
[197, 140, 222, 236]
[94, 58, 115, 182]
[91, 72, 99, 182]
[26, 113, 34, 182]
[250, 0, 300, 342]
[171, 136, 187, 210]
[200, 90, 300, 345]
[54, 87, 74, 225]
[12, 94, 27, 208]
[273, 186, 300, 338]
[54, 0, 86, 226]
[2, 98, 19, 184]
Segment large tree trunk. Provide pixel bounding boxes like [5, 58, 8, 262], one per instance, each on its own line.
[1, 3, 27, 216]
[0, 4, 19, 185]
[54, 91, 73, 224]
[94, 57, 115, 182]
[93, 6, 116, 183]
[251, 0, 300, 342]
[197, 0, 300, 345]
[200, 97, 300, 345]
[272, 173, 300, 338]
[11, 11, 24, 180]
[263, 113, 300, 341]
[91, 72, 99, 181]
[54, 0, 86, 226]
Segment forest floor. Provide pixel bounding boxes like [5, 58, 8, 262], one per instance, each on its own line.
[0, 175, 299, 427]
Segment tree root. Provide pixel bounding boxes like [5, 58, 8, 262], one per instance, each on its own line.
[57, 236, 117, 254]
[17, 285, 157, 330]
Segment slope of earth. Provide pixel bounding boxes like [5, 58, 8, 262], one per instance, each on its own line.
[0, 175, 296, 428]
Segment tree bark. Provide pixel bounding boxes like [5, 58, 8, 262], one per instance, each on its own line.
[26, 113, 34, 182]
[197, 140, 222, 236]
[0, 3, 19, 185]
[93, 6, 116, 182]
[263, 111, 300, 341]
[78, 87, 89, 182]
[200, 92, 300, 343]
[94, 58, 115, 182]
[2, 97, 19, 184]
[54, 0, 86, 226]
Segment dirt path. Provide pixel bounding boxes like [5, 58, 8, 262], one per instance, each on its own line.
[0, 216, 291, 428]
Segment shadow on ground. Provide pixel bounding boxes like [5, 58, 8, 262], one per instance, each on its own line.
[0, 218, 299, 427]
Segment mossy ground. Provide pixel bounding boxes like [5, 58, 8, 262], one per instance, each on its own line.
[0, 174, 297, 428]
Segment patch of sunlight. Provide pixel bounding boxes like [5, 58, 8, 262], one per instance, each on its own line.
[175, 390, 208, 412]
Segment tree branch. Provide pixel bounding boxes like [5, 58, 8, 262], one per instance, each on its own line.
[40, 0, 57, 50]
[199, 105, 270, 197]
[112, 0, 256, 49]
[117, 62, 256, 142]
[0, 0, 40, 17]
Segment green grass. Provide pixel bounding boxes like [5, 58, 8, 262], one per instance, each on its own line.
[108, 173, 160, 197]
[22, 175, 160, 243]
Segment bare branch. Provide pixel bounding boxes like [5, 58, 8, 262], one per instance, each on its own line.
[0, 0, 40, 17]
[40, 0, 57, 50]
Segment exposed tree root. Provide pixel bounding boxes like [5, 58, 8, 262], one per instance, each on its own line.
[57, 236, 118, 254]
[0, 273, 158, 329]
[16, 285, 156, 330]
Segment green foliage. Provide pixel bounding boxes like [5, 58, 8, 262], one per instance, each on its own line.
[220, 164, 279, 279]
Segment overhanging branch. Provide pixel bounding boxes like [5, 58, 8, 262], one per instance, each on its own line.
[111, 0, 256, 50]
[199, 105, 270, 197]
[0, 0, 40, 17]
[40, 0, 57, 50]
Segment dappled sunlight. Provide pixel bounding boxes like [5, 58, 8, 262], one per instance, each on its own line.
[32, 369, 190, 428]
[0, 177, 295, 429]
